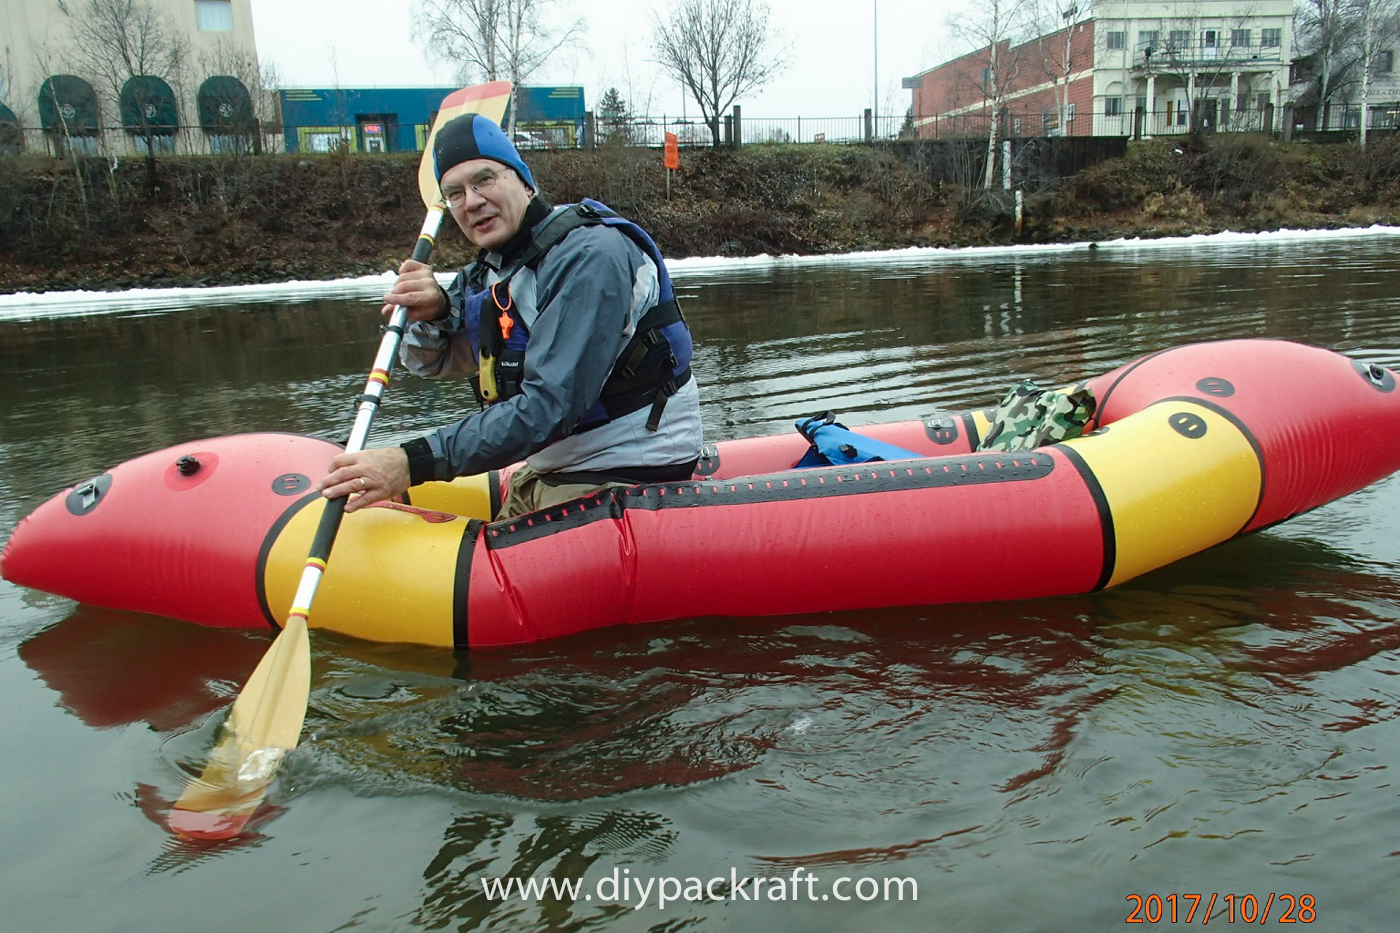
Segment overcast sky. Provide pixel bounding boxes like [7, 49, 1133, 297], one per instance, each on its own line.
[247, 0, 966, 120]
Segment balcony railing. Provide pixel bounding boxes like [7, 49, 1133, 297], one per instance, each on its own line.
[1131, 40, 1285, 69]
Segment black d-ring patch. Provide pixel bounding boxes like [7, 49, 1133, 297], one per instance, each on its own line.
[925, 416, 960, 445]
[1353, 360, 1396, 393]
[1196, 377, 1235, 397]
[1169, 412, 1208, 439]
[65, 474, 113, 516]
[694, 444, 720, 477]
[272, 473, 312, 496]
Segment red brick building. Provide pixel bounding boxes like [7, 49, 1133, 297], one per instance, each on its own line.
[911, 21, 1098, 138]
[908, 1, 1296, 139]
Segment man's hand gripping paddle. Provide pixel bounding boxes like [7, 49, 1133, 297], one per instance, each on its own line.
[168, 81, 512, 840]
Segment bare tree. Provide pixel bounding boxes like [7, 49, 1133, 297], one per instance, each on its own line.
[199, 39, 277, 155]
[1025, 0, 1091, 135]
[415, 0, 582, 133]
[1296, 0, 1361, 129]
[1353, 0, 1400, 147]
[651, 0, 790, 147]
[57, 0, 187, 191]
[949, 0, 1032, 188]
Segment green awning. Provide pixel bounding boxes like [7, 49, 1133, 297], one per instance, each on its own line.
[198, 76, 254, 129]
[120, 75, 179, 134]
[0, 103, 20, 152]
[38, 76, 100, 134]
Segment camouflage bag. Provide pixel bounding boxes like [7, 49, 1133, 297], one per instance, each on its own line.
[977, 380, 1098, 452]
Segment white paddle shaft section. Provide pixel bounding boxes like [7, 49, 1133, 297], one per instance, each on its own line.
[345, 205, 446, 455]
[287, 204, 448, 621]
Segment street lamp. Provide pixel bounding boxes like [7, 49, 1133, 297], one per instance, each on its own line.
[873, 0, 879, 137]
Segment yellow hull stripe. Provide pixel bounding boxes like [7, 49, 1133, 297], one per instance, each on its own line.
[1061, 400, 1263, 587]
[261, 474, 495, 646]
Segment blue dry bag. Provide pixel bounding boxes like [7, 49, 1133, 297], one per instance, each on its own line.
[793, 411, 923, 468]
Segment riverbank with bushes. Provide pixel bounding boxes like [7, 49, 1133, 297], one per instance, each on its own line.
[4, 135, 1400, 295]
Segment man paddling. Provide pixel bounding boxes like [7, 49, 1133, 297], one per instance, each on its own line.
[317, 114, 702, 517]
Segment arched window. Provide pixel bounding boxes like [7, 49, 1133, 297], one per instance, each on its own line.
[198, 76, 254, 129]
[120, 76, 179, 134]
[0, 103, 21, 154]
[38, 76, 100, 133]
[121, 75, 180, 154]
[1103, 81, 1126, 119]
[38, 75, 101, 155]
[198, 76, 257, 153]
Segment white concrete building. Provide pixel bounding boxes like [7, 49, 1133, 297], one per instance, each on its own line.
[1091, 0, 1296, 136]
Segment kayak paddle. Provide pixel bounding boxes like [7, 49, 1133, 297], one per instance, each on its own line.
[168, 80, 513, 840]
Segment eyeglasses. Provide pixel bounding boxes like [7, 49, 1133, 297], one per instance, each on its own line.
[442, 168, 505, 208]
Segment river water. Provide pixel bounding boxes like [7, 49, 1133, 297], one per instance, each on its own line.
[2, 230, 1398, 932]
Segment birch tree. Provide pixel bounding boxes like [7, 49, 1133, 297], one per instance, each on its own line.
[1027, 0, 1091, 135]
[950, 0, 1032, 189]
[651, 0, 789, 147]
[1353, 0, 1400, 147]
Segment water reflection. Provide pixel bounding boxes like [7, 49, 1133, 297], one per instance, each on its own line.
[16, 607, 268, 731]
[4, 233, 1400, 932]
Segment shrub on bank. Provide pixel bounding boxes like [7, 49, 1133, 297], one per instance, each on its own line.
[2, 137, 1400, 293]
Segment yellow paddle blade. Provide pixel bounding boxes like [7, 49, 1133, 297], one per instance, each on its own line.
[416, 80, 513, 209]
[168, 617, 311, 839]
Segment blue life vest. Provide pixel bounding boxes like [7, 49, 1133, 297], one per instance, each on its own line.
[462, 200, 692, 432]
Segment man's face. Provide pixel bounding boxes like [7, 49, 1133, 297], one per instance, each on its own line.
[440, 158, 534, 251]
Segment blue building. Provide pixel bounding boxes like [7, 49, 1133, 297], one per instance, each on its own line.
[277, 85, 586, 153]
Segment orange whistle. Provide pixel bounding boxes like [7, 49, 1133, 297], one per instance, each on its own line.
[498, 312, 514, 339]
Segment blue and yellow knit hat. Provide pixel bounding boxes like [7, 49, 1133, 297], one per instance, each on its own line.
[432, 113, 535, 189]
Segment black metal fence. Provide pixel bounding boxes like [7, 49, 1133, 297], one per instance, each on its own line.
[0, 122, 281, 157]
[911, 104, 1281, 141]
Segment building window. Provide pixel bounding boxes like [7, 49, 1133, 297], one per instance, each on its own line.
[135, 135, 176, 155]
[303, 129, 351, 153]
[1107, 31, 1126, 51]
[1105, 97, 1123, 117]
[1232, 29, 1251, 48]
[1138, 30, 1158, 48]
[1261, 28, 1282, 48]
[196, 0, 233, 31]
[1169, 30, 1190, 51]
[1380, 50, 1395, 73]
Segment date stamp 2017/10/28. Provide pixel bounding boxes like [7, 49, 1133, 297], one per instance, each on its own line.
[1126, 893, 1317, 924]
